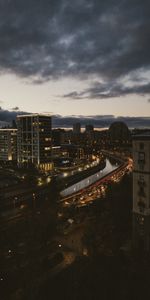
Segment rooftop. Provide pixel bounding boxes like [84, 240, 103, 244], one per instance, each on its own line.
[17, 113, 52, 118]
[133, 132, 150, 140]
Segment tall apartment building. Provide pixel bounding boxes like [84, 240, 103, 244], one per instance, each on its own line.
[17, 114, 52, 171]
[73, 122, 81, 134]
[133, 134, 150, 251]
[0, 128, 17, 161]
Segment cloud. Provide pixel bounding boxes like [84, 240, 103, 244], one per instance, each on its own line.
[11, 106, 19, 111]
[0, 0, 150, 91]
[52, 114, 150, 129]
[0, 107, 28, 123]
[63, 81, 150, 99]
[0, 108, 149, 128]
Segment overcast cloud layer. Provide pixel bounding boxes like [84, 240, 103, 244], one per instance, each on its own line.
[0, 0, 150, 99]
[0, 108, 149, 129]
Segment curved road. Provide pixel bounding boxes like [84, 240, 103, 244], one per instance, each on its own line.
[61, 156, 132, 208]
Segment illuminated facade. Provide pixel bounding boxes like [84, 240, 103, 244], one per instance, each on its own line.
[0, 128, 17, 161]
[133, 134, 150, 251]
[17, 114, 52, 171]
[60, 144, 84, 159]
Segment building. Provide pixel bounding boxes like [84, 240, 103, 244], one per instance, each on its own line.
[73, 122, 81, 134]
[52, 129, 65, 146]
[132, 134, 150, 251]
[51, 146, 62, 158]
[0, 128, 17, 161]
[108, 121, 131, 146]
[60, 144, 84, 160]
[17, 114, 53, 171]
[85, 124, 94, 132]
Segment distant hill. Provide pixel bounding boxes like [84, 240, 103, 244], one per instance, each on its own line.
[0, 121, 10, 128]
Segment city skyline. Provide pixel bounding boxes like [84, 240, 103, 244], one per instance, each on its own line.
[0, 1, 150, 124]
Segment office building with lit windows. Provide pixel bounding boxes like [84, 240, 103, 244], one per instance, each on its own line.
[133, 134, 150, 251]
[0, 128, 17, 161]
[17, 114, 52, 171]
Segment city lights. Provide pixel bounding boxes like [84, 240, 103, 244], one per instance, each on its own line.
[0, 0, 150, 298]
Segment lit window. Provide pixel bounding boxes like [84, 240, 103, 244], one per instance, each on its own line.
[139, 216, 145, 225]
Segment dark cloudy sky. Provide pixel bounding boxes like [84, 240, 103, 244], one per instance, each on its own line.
[0, 0, 150, 119]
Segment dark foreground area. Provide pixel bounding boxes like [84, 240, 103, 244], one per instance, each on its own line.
[38, 253, 150, 300]
[1, 173, 150, 300]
